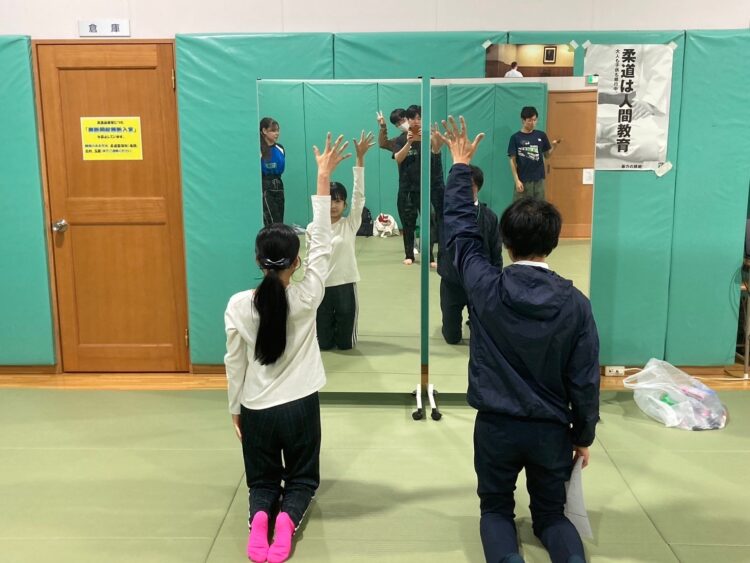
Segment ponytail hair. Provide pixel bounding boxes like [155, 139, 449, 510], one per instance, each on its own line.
[253, 224, 300, 365]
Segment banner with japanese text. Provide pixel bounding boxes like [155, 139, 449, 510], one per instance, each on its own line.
[584, 44, 673, 171]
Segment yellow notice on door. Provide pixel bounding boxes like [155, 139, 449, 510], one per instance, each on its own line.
[80, 117, 143, 161]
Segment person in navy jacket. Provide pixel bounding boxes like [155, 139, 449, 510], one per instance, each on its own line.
[439, 116, 600, 563]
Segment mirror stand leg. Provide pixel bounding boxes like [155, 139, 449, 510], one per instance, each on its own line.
[427, 383, 442, 421]
[411, 384, 424, 420]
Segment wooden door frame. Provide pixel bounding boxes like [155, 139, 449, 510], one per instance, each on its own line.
[545, 88, 597, 239]
[29, 38, 192, 375]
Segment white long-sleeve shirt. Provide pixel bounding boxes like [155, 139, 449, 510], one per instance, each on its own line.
[306, 166, 364, 287]
[224, 195, 332, 413]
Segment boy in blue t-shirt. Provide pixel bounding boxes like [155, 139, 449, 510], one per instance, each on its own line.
[507, 106, 560, 201]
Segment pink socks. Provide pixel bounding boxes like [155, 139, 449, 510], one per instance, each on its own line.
[267, 511, 296, 563]
[247, 511, 270, 562]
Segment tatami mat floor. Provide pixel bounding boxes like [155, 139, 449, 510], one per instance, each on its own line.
[1, 389, 749, 562]
[4, 235, 748, 561]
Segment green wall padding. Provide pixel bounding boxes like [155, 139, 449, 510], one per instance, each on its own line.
[302, 82, 380, 204]
[0, 36, 55, 365]
[433, 83, 547, 215]
[334, 32, 505, 79]
[511, 31, 685, 365]
[176, 34, 333, 364]
[445, 84, 496, 205]
[665, 29, 750, 364]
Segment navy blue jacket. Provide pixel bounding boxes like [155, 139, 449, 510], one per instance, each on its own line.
[443, 163, 600, 446]
[431, 153, 502, 284]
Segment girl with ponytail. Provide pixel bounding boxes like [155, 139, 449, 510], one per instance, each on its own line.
[224, 133, 350, 563]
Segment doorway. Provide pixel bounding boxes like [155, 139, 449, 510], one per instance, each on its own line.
[545, 89, 597, 238]
[36, 42, 189, 372]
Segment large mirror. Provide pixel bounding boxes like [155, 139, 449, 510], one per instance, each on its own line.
[257, 78, 424, 392]
[428, 77, 598, 392]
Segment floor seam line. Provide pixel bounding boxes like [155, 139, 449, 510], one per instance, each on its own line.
[597, 436, 680, 561]
[204, 471, 245, 563]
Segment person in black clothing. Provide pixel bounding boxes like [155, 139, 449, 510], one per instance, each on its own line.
[430, 127, 502, 344]
[393, 105, 423, 265]
[439, 116, 600, 563]
[376, 108, 408, 153]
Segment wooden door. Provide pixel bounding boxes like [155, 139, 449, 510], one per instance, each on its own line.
[37, 43, 189, 372]
[545, 90, 597, 238]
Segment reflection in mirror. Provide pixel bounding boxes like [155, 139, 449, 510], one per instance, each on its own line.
[486, 44, 575, 78]
[257, 79, 423, 392]
[260, 116, 285, 226]
[429, 77, 597, 392]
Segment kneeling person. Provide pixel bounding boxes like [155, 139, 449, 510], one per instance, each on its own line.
[441, 116, 599, 563]
[435, 155, 502, 344]
[307, 131, 374, 350]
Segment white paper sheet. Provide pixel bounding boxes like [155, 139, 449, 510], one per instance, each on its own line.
[564, 457, 593, 539]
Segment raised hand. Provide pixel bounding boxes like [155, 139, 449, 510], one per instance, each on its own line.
[430, 123, 444, 154]
[313, 133, 351, 177]
[354, 130, 375, 166]
[436, 115, 485, 165]
[376, 110, 386, 127]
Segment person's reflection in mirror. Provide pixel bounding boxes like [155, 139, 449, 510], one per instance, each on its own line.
[260, 117, 286, 226]
[431, 125, 502, 344]
[507, 106, 561, 202]
[504, 61, 524, 78]
[392, 105, 423, 265]
[376, 108, 408, 153]
[307, 131, 375, 351]
[440, 116, 599, 563]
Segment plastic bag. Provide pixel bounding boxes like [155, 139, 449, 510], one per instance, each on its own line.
[623, 359, 727, 430]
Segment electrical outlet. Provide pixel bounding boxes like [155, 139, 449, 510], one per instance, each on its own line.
[604, 366, 626, 376]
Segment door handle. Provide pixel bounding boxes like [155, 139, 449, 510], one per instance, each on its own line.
[52, 219, 69, 233]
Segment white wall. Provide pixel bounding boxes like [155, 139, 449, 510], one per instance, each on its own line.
[1, 0, 748, 38]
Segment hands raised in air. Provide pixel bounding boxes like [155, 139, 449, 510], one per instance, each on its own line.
[353, 130, 375, 166]
[313, 133, 351, 177]
[434, 115, 485, 166]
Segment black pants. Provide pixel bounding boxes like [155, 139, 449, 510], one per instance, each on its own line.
[440, 278, 468, 344]
[262, 176, 285, 226]
[317, 283, 357, 350]
[429, 205, 438, 263]
[474, 412, 585, 563]
[240, 392, 321, 527]
[397, 190, 420, 260]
